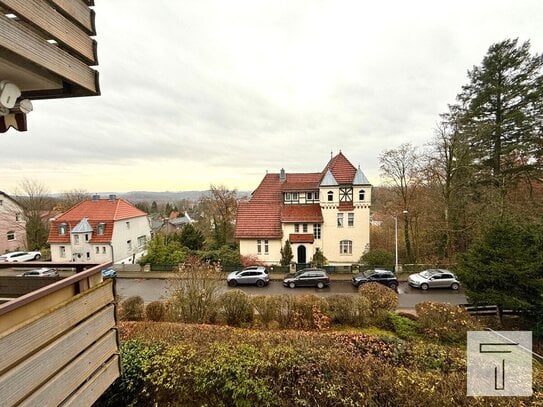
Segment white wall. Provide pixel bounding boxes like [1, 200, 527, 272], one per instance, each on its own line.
[111, 216, 151, 263]
[0, 196, 26, 253]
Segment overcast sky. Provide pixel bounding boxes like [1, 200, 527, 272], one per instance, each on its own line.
[1, 1, 542, 194]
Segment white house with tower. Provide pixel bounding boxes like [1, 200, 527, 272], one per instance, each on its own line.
[235, 152, 372, 266]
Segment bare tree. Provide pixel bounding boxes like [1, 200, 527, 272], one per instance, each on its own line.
[15, 179, 55, 250]
[56, 189, 91, 213]
[195, 184, 239, 248]
[379, 143, 422, 262]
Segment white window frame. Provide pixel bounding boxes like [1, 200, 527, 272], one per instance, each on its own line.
[348, 213, 354, 227]
[257, 239, 262, 255]
[337, 213, 344, 227]
[74, 234, 80, 245]
[264, 239, 269, 255]
[294, 224, 299, 233]
[302, 223, 308, 233]
[313, 224, 321, 240]
[7, 230, 15, 241]
[340, 240, 352, 255]
[59, 246, 66, 258]
[359, 189, 365, 201]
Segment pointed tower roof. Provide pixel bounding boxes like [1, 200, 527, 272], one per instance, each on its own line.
[320, 169, 338, 186]
[321, 151, 357, 184]
[72, 217, 93, 233]
[353, 165, 371, 185]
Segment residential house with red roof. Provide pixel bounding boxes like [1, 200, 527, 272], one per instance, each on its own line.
[235, 152, 372, 265]
[48, 195, 151, 264]
[0, 191, 26, 253]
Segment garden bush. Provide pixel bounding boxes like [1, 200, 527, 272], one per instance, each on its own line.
[387, 312, 420, 340]
[119, 296, 145, 321]
[218, 289, 254, 326]
[415, 301, 480, 343]
[359, 282, 398, 326]
[291, 295, 330, 330]
[145, 301, 165, 321]
[251, 295, 281, 328]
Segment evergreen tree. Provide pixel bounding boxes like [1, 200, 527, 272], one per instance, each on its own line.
[178, 223, 204, 251]
[459, 39, 543, 192]
[280, 241, 293, 266]
[456, 217, 543, 323]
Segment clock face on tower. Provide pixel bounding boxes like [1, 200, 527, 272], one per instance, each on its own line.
[339, 187, 353, 202]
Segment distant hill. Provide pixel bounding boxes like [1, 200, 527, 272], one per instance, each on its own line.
[112, 190, 251, 203]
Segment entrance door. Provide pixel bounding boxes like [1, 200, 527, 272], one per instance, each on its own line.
[297, 245, 307, 264]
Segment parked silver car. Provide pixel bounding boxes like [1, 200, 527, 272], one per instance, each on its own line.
[227, 266, 269, 287]
[18, 267, 59, 277]
[408, 269, 460, 290]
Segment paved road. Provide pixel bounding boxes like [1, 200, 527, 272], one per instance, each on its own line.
[115, 279, 467, 309]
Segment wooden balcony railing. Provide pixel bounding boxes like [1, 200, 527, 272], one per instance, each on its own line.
[0, 263, 119, 407]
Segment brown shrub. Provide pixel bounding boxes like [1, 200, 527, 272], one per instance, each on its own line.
[146, 301, 165, 321]
[359, 282, 398, 326]
[250, 295, 281, 328]
[120, 296, 145, 321]
[218, 289, 254, 327]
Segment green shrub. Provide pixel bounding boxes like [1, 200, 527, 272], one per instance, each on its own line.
[218, 289, 254, 326]
[120, 296, 145, 321]
[387, 312, 420, 340]
[415, 302, 480, 343]
[251, 295, 281, 328]
[145, 301, 165, 321]
[360, 249, 394, 268]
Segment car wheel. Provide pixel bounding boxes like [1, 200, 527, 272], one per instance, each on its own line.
[289, 282, 296, 289]
[228, 280, 237, 287]
[451, 283, 459, 290]
[420, 283, 429, 290]
[389, 282, 398, 290]
[34, 254, 41, 260]
[316, 282, 325, 289]
[256, 279, 265, 288]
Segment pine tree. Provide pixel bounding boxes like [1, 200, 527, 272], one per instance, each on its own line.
[459, 38, 543, 191]
[280, 241, 293, 266]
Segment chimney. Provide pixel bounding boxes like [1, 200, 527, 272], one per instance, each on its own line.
[109, 194, 117, 201]
[279, 168, 286, 182]
[92, 194, 100, 201]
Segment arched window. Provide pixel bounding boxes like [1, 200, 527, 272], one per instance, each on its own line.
[359, 190, 365, 201]
[327, 191, 333, 202]
[339, 240, 352, 254]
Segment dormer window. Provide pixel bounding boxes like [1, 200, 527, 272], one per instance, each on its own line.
[339, 187, 353, 202]
[97, 223, 105, 235]
[359, 190, 365, 201]
[327, 191, 333, 202]
[59, 223, 67, 235]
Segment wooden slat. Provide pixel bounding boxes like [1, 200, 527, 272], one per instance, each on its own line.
[61, 355, 120, 407]
[0, 305, 115, 406]
[0, 282, 114, 373]
[19, 331, 118, 407]
[0, 284, 76, 333]
[0, 13, 98, 94]
[48, 0, 96, 35]
[0, 0, 97, 64]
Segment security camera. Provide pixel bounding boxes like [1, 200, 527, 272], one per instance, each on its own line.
[0, 80, 21, 109]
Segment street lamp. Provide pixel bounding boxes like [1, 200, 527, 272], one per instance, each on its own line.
[394, 210, 408, 272]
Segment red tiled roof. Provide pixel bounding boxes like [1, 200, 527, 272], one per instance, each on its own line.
[281, 204, 323, 222]
[289, 234, 314, 243]
[235, 152, 359, 239]
[47, 198, 147, 244]
[322, 152, 357, 184]
[235, 202, 282, 239]
[280, 173, 321, 191]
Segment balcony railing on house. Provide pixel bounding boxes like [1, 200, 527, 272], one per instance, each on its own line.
[0, 263, 119, 407]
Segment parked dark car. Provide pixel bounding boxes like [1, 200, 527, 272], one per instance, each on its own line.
[351, 269, 398, 289]
[227, 266, 269, 287]
[283, 268, 330, 289]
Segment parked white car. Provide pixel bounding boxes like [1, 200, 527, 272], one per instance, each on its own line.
[0, 251, 42, 262]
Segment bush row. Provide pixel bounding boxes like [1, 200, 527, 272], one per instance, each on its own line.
[95, 322, 541, 407]
[119, 282, 479, 343]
